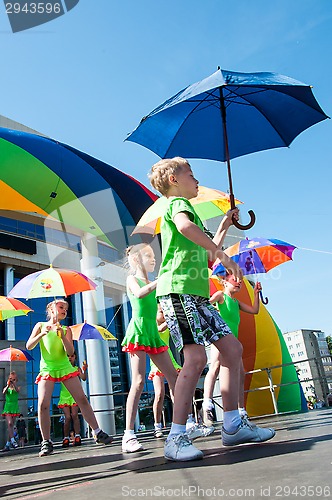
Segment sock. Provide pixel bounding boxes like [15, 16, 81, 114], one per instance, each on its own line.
[167, 423, 186, 439]
[238, 407, 248, 417]
[202, 398, 214, 410]
[75, 434, 81, 437]
[223, 409, 242, 433]
[64, 436, 70, 440]
[123, 429, 135, 441]
[93, 427, 101, 436]
[154, 422, 162, 430]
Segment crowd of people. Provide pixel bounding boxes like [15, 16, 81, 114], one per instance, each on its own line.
[1, 156, 277, 461]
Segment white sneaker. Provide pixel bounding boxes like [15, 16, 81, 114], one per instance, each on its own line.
[164, 433, 204, 461]
[187, 423, 215, 440]
[203, 408, 214, 427]
[154, 428, 164, 439]
[10, 440, 18, 449]
[122, 437, 143, 453]
[222, 420, 275, 446]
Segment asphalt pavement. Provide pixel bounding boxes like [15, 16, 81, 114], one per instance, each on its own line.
[0, 408, 331, 499]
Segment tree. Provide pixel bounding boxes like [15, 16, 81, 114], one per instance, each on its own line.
[326, 336, 332, 356]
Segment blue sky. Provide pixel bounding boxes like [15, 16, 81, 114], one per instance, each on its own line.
[0, 1, 331, 335]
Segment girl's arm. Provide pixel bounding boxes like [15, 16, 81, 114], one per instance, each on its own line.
[157, 320, 168, 333]
[79, 362, 87, 381]
[60, 326, 75, 357]
[238, 282, 261, 314]
[127, 275, 157, 299]
[3, 384, 8, 394]
[173, 212, 242, 280]
[209, 290, 225, 305]
[26, 322, 50, 350]
[212, 208, 239, 249]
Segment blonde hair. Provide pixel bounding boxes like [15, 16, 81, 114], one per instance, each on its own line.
[148, 156, 189, 195]
[125, 243, 152, 278]
[46, 299, 68, 319]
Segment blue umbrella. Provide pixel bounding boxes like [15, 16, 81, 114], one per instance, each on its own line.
[126, 68, 328, 229]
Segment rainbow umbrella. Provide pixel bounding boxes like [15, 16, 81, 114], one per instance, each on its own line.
[7, 266, 96, 299]
[0, 127, 157, 249]
[0, 345, 34, 373]
[132, 185, 242, 235]
[0, 296, 33, 321]
[0, 345, 34, 362]
[71, 322, 117, 341]
[213, 237, 296, 276]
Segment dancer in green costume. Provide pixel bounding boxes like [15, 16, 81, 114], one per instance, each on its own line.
[58, 351, 87, 447]
[1, 371, 20, 451]
[121, 244, 178, 453]
[27, 299, 112, 457]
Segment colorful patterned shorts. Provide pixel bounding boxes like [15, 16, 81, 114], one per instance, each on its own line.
[158, 294, 232, 351]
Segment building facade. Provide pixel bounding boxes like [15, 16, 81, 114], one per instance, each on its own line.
[282, 329, 332, 402]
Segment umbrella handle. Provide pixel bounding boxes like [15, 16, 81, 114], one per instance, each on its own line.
[232, 209, 256, 230]
[259, 290, 269, 305]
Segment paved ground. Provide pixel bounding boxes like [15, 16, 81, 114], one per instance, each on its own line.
[0, 408, 331, 499]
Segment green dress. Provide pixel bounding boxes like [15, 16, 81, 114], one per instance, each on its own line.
[58, 383, 77, 408]
[217, 294, 240, 338]
[36, 324, 79, 383]
[122, 278, 168, 354]
[2, 388, 20, 416]
[148, 328, 182, 379]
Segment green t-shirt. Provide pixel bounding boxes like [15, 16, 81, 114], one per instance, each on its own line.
[156, 197, 209, 298]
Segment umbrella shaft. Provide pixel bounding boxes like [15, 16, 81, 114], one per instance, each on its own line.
[219, 88, 235, 207]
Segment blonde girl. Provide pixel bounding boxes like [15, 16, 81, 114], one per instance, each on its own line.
[27, 299, 112, 456]
[121, 244, 178, 453]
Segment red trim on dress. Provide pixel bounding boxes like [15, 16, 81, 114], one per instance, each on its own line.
[122, 343, 168, 354]
[148, 367, 181, 380]
[58, 403, 78, 408]
[35, 369, 80, 384]
[1, 412, 20, 417]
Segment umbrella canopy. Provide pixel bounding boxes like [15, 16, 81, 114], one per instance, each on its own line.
[0, 346, 34, 362]
[0, 127, 158, 249]
[212, 237, 296, 276]
[132, 185, 242, 235]
[126, 68, 328, 229]
[0, 296, 33, 321]
[8, 266, 97, 299]
[71, 322, 117, 341]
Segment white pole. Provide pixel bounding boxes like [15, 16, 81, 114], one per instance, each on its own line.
[80, 232, 116, 435]
[4, 266, 15, 341]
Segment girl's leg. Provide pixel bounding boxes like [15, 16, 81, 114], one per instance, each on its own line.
[203, 344, 221, 401]
[125, 352, 146, 430]
[172, 344, 207, 425]
[149, 351, 178, 401]
[37, 379, 55, 441]
[238, 360, 246, 409]
[5, 415, 14, 439]
[71, 405, 81, 435]
[152, 375, 165, 425]
[62, 406, 71, 437]
[62, 377, 99, 431]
